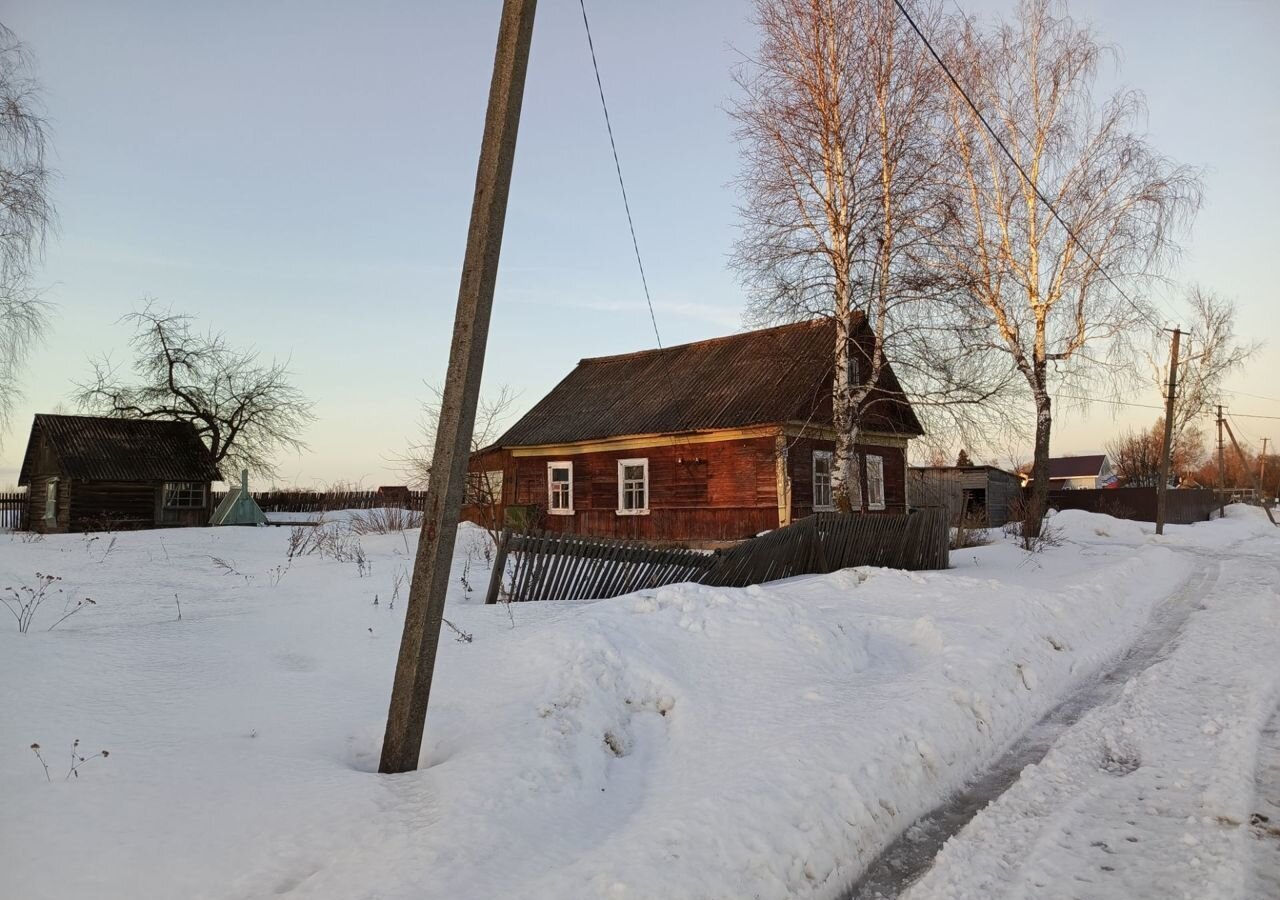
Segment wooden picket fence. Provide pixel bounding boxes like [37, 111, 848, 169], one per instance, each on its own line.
[0, 491, 28, 531]
[207, 489, 428, 513]
[484, 507, 949, 604]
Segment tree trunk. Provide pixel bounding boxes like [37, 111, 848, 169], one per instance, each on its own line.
[1026, 391, 1052, 538]
[832, 313, 860, 512]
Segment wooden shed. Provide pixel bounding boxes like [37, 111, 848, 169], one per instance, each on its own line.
[17, 414, 222, 533]
[908, 465, 1023, 527]
[462, 318, 924, 544]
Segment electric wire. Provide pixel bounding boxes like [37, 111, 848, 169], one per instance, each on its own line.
[891, 0, 1180, 333]
[578, 0, 662, 349]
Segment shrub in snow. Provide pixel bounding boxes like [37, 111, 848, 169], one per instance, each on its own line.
[1, 574, 91, 633]
[30, 740, 109, 782]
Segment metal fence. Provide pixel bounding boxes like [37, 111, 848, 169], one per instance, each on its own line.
[485, 507, 949, 604]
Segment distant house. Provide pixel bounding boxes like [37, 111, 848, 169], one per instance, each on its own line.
[908, 465, 1024, 527]
[1022, 454, 1116, 491]
[464, 318, 924, 544]
[18, 414, 222, 533]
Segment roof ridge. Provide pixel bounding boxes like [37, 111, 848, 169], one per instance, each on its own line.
[576, 318, 834, 365]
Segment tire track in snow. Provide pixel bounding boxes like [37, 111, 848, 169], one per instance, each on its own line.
[840, 558, 1219, 900]
[1249, 703, 1280, 898]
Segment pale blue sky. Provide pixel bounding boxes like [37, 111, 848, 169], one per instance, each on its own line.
[2, 0, 1277, 487]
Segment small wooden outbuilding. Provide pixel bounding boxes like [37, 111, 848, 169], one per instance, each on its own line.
[18, 414, 222, 533]
[908, 465, 1023, 527]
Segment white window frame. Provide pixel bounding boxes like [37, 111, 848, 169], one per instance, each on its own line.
[866, 454, 886, 511]
[45, 477, 58, 522]
[616, 457, 650, 515]
[812, 450, 834, 511]
[546, 461, 574, 515]
[163, 482, 206, 509]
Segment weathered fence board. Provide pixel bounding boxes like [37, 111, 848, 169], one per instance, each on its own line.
[0, 491, 28, 531]
[485, 508, 949, 604]
[207, 489, 427, 513]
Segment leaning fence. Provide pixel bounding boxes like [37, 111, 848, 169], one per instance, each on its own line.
[484, 507, 949, 604]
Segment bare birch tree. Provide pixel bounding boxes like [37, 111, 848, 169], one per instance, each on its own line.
[941, 0, 1200, 534]
[732, 0, 1015, 509]
[1151, 286, 1257, 436]
[0, 24, 55, 444]
[74, 303, 315, 477]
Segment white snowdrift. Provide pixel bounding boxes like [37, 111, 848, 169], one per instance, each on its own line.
[0, 510, 1272, 899]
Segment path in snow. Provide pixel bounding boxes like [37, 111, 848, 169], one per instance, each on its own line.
[841, 558, 1218, 900]
[1250, 703, 1280, 898]
[884, 549, 1280, 900]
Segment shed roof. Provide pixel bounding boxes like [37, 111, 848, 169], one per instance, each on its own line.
[493, 319, 923, 448]
[1046, 455, 1107, 479]
[18, 415, 223, 485]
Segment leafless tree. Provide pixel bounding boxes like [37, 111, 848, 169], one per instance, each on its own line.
[1149, 286, 1258, 436]
[940, 0, 1201, 534]
[731, 0, 1018, 511]
[74, 302, 315, 477]
[1107, 418, 1205, 487]
[0, 24, 55, 444]
[398, 383, 517, 542]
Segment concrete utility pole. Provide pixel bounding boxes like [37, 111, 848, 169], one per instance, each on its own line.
[379, 0, 537, 775]
[1217, 404, 1226, 518]
[1154, 327, 1182, 535]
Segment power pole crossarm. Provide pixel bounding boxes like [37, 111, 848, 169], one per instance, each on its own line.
[379, 0, 538, 775]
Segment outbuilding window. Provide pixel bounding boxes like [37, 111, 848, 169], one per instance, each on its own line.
[813, 451, 833, 511]
[547, 462, 573, 514]
[866, 455, 886, 510]
[45, 478, 58, 522]
[617, 458, 649, 515]
[163, 482, 205, 509]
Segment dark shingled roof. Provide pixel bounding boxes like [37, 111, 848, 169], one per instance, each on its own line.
[18, 415, 223, 485]
[1047, 455, 1107, 479]
[493, 319, 923, 448]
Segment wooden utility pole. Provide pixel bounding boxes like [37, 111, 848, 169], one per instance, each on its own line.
[1217, 404, 1226, 518]
[1222, 418, 1278, 526]
[1154, 327, 1182, 535]
[379, 0, 537, 775]
[1261, 437, 1270, 497]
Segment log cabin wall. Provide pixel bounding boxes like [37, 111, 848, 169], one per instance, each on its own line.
[497, 435, 782, 543]
[785, 435, 908, 519]
[70, 481, 159, 530]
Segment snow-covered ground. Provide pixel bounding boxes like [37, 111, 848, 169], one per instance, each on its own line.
[0, 508, 1276, 900]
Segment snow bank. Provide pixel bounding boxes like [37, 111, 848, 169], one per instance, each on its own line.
[2, 513, 1264, 899]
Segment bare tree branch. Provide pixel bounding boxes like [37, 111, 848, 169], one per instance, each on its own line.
[72, 301, 315, 478]
[0, 23, 55, 445]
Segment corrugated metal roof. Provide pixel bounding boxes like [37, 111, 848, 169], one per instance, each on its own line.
[1047, 455, 1107, 479]
[494, 319, 923, 448]
[18, 415, 223, 485]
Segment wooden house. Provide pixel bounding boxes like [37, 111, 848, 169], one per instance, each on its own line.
[908, 465, 1024, 527]
[18, 414, 222, 533]
[463, 318, 924, 544]
[1022, 454, 1116, 491]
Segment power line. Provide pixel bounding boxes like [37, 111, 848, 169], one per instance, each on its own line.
[1051, 391, 1280, 422]
[891, 0, 1178, 333]
[577, 0, 662, 349]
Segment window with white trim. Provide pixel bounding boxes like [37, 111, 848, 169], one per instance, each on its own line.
[45, 478, 58, 521]
[866, 454, 886, 510]
[812, 451, 833, 510]
[464, 470, 503, 506]
[163, 482, 205, 509]
[547, 461, 573, 514]
[617, 458, 649, 514]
